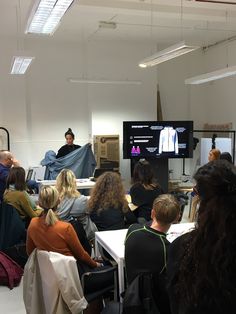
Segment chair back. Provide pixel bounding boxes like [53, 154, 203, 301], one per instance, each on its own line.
[23, 249, 88, 314]
[81, 265, 118, 303]
[0, 202, 25, 250]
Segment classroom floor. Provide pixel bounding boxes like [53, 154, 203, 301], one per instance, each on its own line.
[0, 202, 191, 313]
[0, 278, 25, 314]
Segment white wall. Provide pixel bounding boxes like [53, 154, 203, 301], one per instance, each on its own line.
[88, 41, 157, 183]
[156, 49, 207, 179]
[0, 38, 157, 184]
[156, 41, 236, 179]
[1, 35, 235, 183]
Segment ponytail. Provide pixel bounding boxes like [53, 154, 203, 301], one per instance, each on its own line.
[45, 208, 58, 226]
[39, 186, 59, 226]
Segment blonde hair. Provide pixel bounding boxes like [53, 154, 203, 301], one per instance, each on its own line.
[153, 194, 180, 225]
[209, 148, 221, 161]
[56, 169, 80, 199]
[39, 186, 59, 226]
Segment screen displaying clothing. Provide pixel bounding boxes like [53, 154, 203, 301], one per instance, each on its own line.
[123, 121, 193, 159]
[159, 127, 179, 154]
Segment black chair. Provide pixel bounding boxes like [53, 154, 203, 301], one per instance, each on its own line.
[81, 265, 118, 303]
[0, 202, 26, 250]
[101, 301, 122, 314]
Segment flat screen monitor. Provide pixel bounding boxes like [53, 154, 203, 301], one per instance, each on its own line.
[123, 120, 193, 159]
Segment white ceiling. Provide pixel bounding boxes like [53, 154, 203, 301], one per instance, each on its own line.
[1, 0, 236, 48]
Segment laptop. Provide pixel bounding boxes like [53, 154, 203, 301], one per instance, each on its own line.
[91, 168, 116, 181]
[26, 169, 34, 181]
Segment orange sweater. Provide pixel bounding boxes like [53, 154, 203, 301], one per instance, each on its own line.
[27, 217, 97, 268]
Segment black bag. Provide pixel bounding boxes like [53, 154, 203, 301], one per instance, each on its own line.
[3, 243, 28, 268]
[101, 301, 123, 314]
[0, 202, 26, 250]
[123, 273, 160, 314]
[70, 218, 92, 255]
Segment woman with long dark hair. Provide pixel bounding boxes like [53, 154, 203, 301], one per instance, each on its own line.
[130, 160, 163, 221]
[167, 160, 236, 314]
[4, 167, 42, 222]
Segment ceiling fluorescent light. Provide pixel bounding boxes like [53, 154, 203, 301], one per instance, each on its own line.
[139, 41, 199, 68]
[185, 65, 236, 84]
[68, 78, 142, 85]
[25, 0, 74, 35]
[10, 56, 34, 75]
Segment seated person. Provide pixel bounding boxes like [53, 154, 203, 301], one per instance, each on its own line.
[130, 160, 163, 221]
[56, 128, 81, 158]
[167, 160, 236, 314]
[0, 150, 38, 203]
[125, 194, 180, 314]
[208, 148, 221, 162]
[88, 171, 137, 231]
[27, 186, 115, 296]
[220, 151, 233, 164]
[3, 167, 42, 223]
[56, 168, 97, 241]
[26, 186, 103, 273]
[0, 150, 20, 202]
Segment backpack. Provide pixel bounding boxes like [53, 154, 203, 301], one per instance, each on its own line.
[0, 251, 23, 289]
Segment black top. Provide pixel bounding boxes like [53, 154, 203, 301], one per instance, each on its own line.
[0, 163, 9, 202]
[167, 232, 236, 314]
[125, 223, 171, 314]
[130, 183, 163, 221]
[56, 144, 81, 159]
[167, 233, 189, 314]
[90, 207, 137, 231]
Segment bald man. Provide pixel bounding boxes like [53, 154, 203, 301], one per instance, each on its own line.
[0, 150, 20, 201]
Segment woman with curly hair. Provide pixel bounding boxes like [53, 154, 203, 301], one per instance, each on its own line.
[130, 160, 163, 221]
[167, 160, 236, 314]
[56, 169, 97, 242]
[88, 171, 137, 231]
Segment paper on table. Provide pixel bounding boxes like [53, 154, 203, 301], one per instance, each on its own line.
[167, 223, 195, 243]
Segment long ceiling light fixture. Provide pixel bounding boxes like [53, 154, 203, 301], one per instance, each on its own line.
[139, 41, 199, 68]
[25, 0, 74, 35]
[185, 65, 236, 84]
[68, 78, 142, 85]
[10, 56, 34, 75]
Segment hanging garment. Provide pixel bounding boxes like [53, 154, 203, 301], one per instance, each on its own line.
[159, 127, 178, 154]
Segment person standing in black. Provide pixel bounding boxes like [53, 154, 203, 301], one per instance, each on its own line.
[56, 128, 81, 158]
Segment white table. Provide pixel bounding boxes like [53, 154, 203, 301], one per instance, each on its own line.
[38, 178, 95, 190]
[95, 222, 195, 299]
